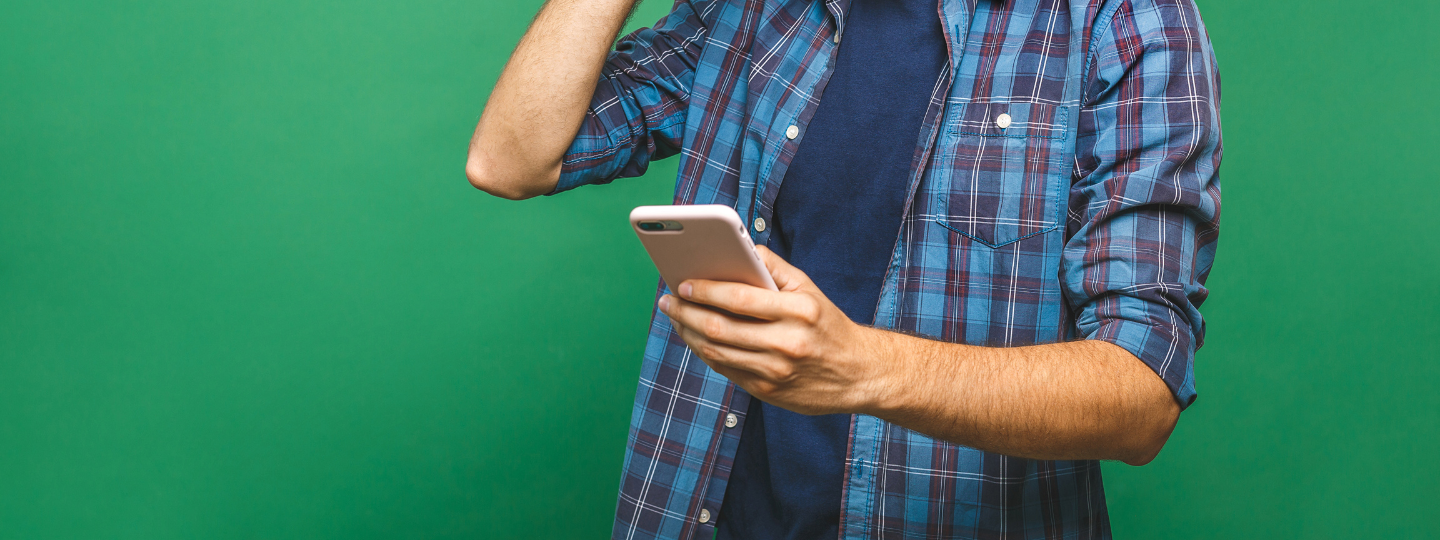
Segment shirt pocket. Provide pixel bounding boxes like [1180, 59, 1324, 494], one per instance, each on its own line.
[927, 99, 1072, 248]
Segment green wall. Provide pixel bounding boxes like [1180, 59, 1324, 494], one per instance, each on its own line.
[1, 0, 1435, 538]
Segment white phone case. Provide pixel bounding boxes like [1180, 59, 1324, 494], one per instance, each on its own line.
[629, 205, 778, 292]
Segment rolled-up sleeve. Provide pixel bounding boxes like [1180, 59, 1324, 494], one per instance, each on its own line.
[549, 0, 714, 195]
[1062, 0, 1223, 409]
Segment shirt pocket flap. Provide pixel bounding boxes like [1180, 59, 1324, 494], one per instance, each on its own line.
[948, 100, 1069, 140]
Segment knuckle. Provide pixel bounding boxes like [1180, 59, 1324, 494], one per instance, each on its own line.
[770, 364, 797, 383]
[698, 344, 723, 361]
[701, 315, 726, 341]
[794, 296, 822, 324]
[750, 381, 777, 399]
[775, 335, 811, 360]
[790, 341, 813, 360]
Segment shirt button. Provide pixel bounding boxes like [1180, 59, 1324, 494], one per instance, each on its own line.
[833, 30, 841, 44]
[725, 413, 738, 428]
[996, 113, 1012, 129]
[785, 125, 799, 139]
[699, 509, 712, 523]
[753, 217, 767, 232]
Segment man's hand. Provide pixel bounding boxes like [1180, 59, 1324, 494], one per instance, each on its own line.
[659, 245, 1180, 465]
[658, 246, 894, 416]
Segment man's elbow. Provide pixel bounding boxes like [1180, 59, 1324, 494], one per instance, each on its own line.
[464, 153, 555, 201]
[466, 156, 528, 200]
[1119, 399, 1181, 466]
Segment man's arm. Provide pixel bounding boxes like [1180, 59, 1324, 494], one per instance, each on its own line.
[465, 0, 639, 200]
[869, 330, 1180, 466]
[659, 248, 1178, 466]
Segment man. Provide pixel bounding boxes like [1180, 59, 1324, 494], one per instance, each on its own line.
[467, 0, 1221, 536]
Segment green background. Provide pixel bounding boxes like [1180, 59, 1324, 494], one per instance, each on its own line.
[1, 0, 1436, 537]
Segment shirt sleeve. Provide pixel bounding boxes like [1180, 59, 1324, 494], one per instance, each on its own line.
[1062, 0, 1223, 409]
[548, 0, 714, 195]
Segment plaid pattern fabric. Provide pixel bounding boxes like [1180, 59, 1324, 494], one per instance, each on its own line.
[551, 0, 1221, 537]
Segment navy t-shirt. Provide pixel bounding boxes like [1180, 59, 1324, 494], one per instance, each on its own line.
[714, 0, 948, 538]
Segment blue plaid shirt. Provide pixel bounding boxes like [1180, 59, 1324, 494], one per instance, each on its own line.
[552, 0, 1222, 537]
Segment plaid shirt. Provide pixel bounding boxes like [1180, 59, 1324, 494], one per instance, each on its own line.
[551, 0, 1221, 537]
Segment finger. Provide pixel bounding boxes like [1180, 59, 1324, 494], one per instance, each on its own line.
[661, 294, 771, 351]
[691, 352, 796, 411]
[754, 245, 817, 292]
[677, 279, 790, 321]
[703, 359, 778, 402]
[673, 323, 795, 383]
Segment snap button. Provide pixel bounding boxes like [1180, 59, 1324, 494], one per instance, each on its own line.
[996, 113, 1012, 129]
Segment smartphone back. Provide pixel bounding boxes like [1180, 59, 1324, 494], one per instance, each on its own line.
[630, 205, 778, 292]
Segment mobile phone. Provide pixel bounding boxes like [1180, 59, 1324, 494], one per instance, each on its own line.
[629, 205, 778, 292]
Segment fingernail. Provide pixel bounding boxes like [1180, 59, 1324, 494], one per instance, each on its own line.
[679, 282, 692, 298]
[658, 295, 671, 311]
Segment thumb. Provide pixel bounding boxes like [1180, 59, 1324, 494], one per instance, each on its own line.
[754, 245, 816, 293]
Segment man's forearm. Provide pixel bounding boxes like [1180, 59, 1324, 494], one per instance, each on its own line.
[860, 331, 1180, 465]
[466, 0, 639, 200]
[659, 248, 1183, 465]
